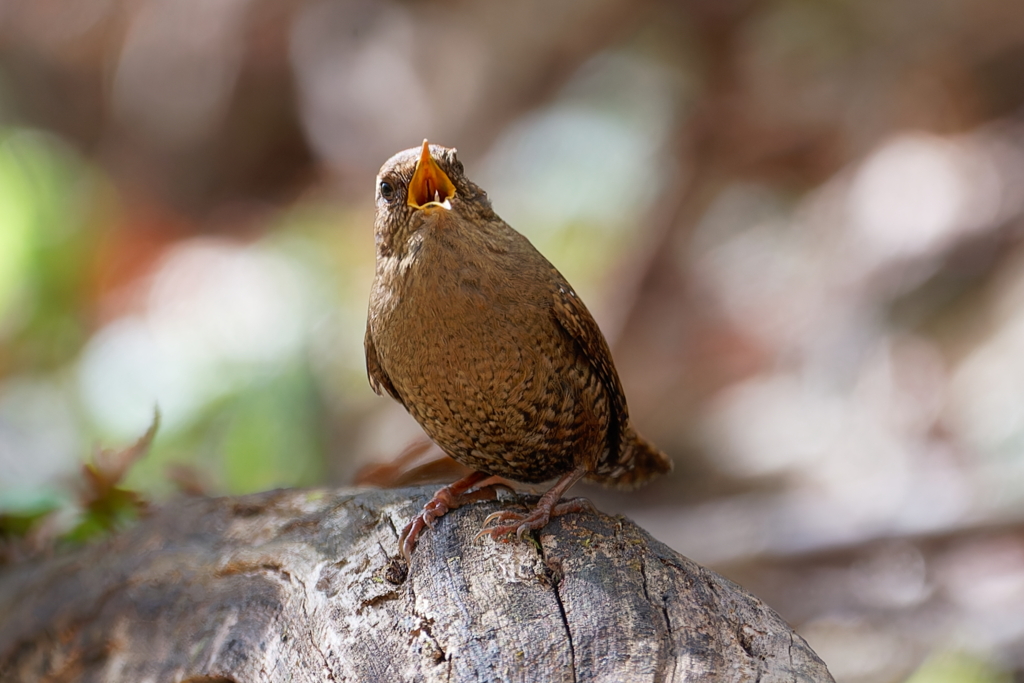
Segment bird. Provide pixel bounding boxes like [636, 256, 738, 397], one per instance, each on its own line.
[365, 140, 672, 560]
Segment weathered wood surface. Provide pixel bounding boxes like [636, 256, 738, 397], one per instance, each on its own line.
[0, 486, 833, 682]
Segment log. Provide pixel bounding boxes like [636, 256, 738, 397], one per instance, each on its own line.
[0, 486, 834, 682]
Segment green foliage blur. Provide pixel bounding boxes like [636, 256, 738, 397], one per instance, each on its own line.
[0, 131, 356, 517]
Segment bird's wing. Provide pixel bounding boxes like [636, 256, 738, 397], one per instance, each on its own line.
[548, 270, 629, 439]
[364, 323, 403, 404]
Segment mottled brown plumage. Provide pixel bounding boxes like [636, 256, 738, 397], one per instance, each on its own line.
[366, 141, 671, 559]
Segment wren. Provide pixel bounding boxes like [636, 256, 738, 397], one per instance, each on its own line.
[365, 141, 672, 559]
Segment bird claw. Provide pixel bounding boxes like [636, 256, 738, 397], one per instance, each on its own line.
[476, 497, 594, 543]
[481, 509, 524, 527]
[476, 510, 549, 541]
[400, 508, 443, 562]
[474, 509, 531, 541]
[399, 474, 507, 561]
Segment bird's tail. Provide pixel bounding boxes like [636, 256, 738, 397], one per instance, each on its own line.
[587, 431, 672, 490]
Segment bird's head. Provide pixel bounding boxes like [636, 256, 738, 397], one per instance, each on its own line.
[373, 141, 492, 255]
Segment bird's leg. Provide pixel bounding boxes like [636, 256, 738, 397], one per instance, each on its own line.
[399, 471, 513, 560]
[477, 465, 593, 541]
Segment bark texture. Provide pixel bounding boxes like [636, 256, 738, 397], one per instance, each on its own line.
[0, 486, 833, 682]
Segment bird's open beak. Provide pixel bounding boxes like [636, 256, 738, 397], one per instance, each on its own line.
[408, 140, 456, 210]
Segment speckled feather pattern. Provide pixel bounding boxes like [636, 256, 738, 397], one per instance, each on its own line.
[366, 144, 671, 487]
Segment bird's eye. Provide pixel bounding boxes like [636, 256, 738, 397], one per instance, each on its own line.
[379, 181, 396, 201]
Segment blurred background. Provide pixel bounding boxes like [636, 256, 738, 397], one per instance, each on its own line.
[1, 0, 1024, 680]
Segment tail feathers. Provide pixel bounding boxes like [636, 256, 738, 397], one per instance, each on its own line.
[588, 431, 672, 490]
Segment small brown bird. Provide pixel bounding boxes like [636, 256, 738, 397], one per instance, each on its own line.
[366, 141, 671, 559]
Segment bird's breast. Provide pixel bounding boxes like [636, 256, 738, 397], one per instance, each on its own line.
[372, 233, 557, 389]
[367, 223, 610, 480]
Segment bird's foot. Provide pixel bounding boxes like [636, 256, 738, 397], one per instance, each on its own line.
[399, 472, 512, 561]
[476, 496, 594, 541]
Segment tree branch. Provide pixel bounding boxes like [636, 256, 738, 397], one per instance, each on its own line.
[0, 487, 833, 682]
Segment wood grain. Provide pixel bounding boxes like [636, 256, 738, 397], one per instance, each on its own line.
[0, 487, 833, 682]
